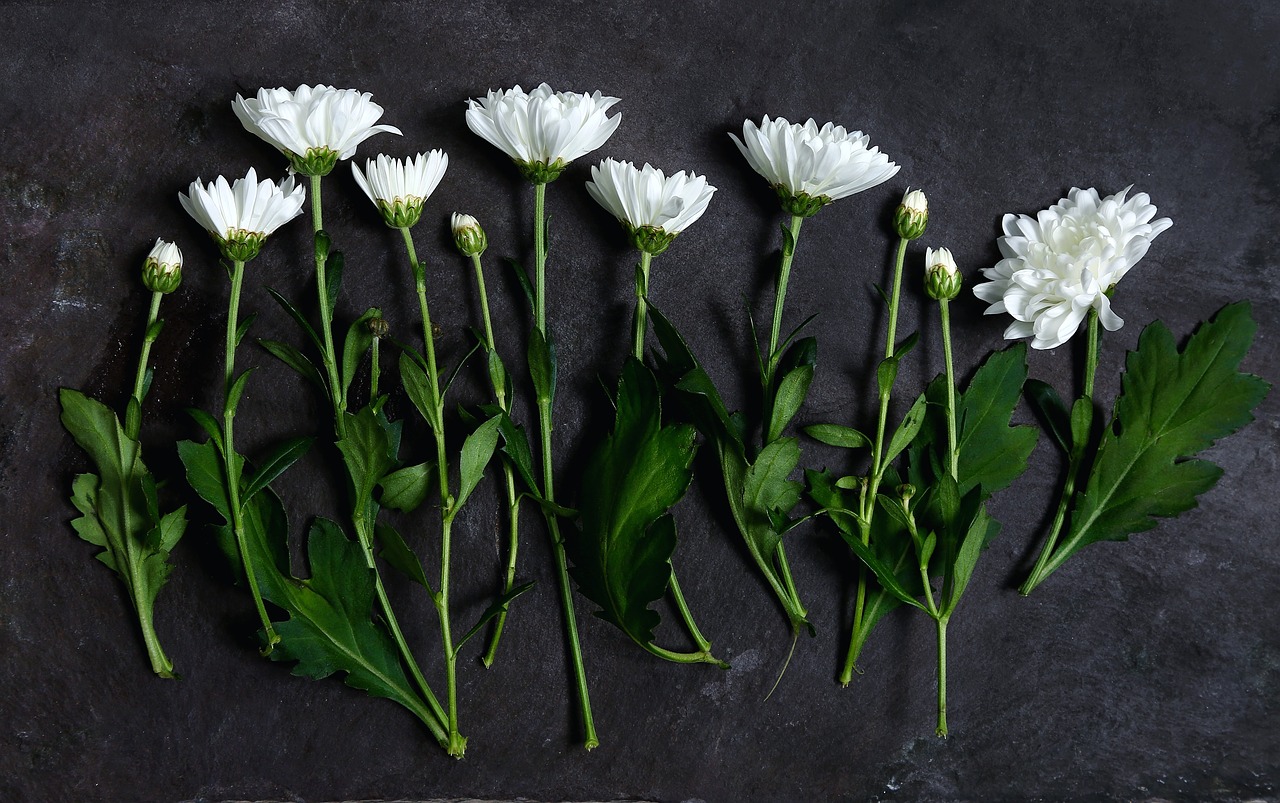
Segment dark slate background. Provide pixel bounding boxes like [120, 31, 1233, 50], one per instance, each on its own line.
[2, 1, 1277, 801]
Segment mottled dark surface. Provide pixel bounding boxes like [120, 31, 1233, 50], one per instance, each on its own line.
[2, 1, 1277, 801]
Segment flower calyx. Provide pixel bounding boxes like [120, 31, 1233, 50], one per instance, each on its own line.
[217, 229, 268, 263]
[626, 223, 678, 256]
[288, 146, 341, 177]
[894, 188, 928, 240]
[775, 186, 828, 218]
[516, 158, 568, 185]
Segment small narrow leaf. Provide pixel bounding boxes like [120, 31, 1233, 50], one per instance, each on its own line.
[374, 523, 433, 592]
[378, 462, 434, 513]
[265, 286, 323, 352]
[804, 423, 871, 450]
[884, 392, 928, 468]
[234, 312, 257, 347]
[224, 368, 255, 418]
[342, 308, 380, 399]
[454, 415, 502, 512]
[766, 364, 814, 443]
[243, 436, 313, 503]
[184, 407, 224, 453]
[1025, 378, 1071, 453]
[527, 328, 556, 406]
[325, 250, 344, 315]
[454, 581, 535, 653]
[259, 338, 325, 389]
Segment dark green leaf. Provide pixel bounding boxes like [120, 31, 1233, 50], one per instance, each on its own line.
[527, 327, 556, 406]
[884, 392, 928, 468]
[342, 308, 380, 400]
[374, 523, 433, 592]
[1026, 378, 1071, 453]
[455, 415, 502, 513]
[893, 331, 920, 362]
[398, 351, 441, 433]
[1069, 396, 1095, 461]
[177, 438, 235, 520]
[185, 408, 224, 454]
[568, 359, 697, 647]
[243, 436, 313, 503]
[234, 312, 257, 348]
[145, 318, 164, 342]
[780, 221, 796, 258]
[504, 258, 535, 311]
[325, 250, 344, 315]
[805, 423, 871, 450]
[943, 504, 999, 617]
[259, 338, 325, 390]
[845, 538, 928, 611]
[766, 363, 813, 443]
[124, 396, 142, 441]
[1047, 303, 1270, 578]
[954, 344, 1039, 496]
[486, 348, 509, 406]
[454, 581, 535, 653]
[225, 368, 255, 418]
[336, 406, 396, 524]
[378, 462, 434, 513]
[441, 340, 482, 400]
[265, 286, 323, 352]
[876, 356, 899, 398]
[741, 438, 803, 560]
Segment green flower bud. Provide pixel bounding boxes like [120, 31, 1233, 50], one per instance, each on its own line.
[925, 246, 963, 301]
[516, 158, 567, 185]
[288, 146, 341, 177]
[451, 213, 488, 257]
[774, 186, 829, 218]
[625, 223, 678, 256]
[141, 238, 183, 294]
[894, 188, 928, 240]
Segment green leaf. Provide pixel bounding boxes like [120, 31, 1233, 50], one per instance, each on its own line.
[243, 436, 313, 503]
[341, 308, 380, 400]
[454, 581, 536, 653]
[1069, 396, 1095, 461]
[374, 523, 433, 592]
[527, 327, 556, 406]
[767, 364, 814, 443]
[185, 408, 224, 454]
[265, 286, 323, 352]
[780, 221, 796, 258]
[893, 331, 920, 362]
[145, 318, 164, 342]
[845, 538, 928, 611]
[884, 392, 928, 468]
[177, 438, 234, 520]
[123, 396, 142, 440]
[378, 462, 434, 513]
[259, 338, 325, 389]
[954, 344, 1039, 496]
[805, 469, 861, 536]
[325, 250, 344, 315]
[568, 359, 698, 647]
[454, 415, 502, 513]
[1025, 378, 1071, 453]
[485, 348, 509, 406]
[225, 368, 255, 418]
[942, 504, 1000, 617]
[336, 405, 396, 525]
[398, 350, 442, 433]
[876, 355, 899, 398]
[234, 312, 257, 348]
[804, 423, 871, 450]
[1049, 303, 1270, 574]
[504, 257, 535, 312]
[740, 438, 803, 562]
[269, 519, 437, 728]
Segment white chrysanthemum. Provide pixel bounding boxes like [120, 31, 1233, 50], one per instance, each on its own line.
[233, 84, 402, 175]
[585, 159, 716, 254]
[352, 151, 448, 229]
[178, 168, 306, 261]
[973, 186, 1172, 350]
[465, 83, 621, 183]
[730, 116, 900, 216]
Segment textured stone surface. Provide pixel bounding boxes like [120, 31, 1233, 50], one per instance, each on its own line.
[2, 1, 1277, 801]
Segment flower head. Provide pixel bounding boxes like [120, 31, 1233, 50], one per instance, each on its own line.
[451, 213, 488, 257]
[465, 83, 621, 184]
[142, 238, 183, 294]
[925, 246, 962, 301]
[352, 151, 448, 229]
[730, 115, 900, 217]
[585, 158, 717, 255]
[973, 186, 1172, 349]
[178, 168, 306, 262]
[895, 188, 928, 240]
[233, 84, 402, 176]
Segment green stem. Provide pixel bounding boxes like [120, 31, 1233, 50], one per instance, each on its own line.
[940, 299, 959, 479]
[223, 259, 278, 651]
[438, 515, 465, 757]
[668, 568, 719, 657]
[936, 617, 949, 738]
[1020, 309, 1101, 595]
[765, 215, 805, 387]
[633, 250, 653, 360]
[884, 237, 910, 359]
[471, 254, 498, 354]
[643, 641, 730, 668]
[134, 600, 175, 678]
[310, 174, 344, 437]
[531, 184, 597, 750]
[131, 291, 164, 406]
[369, 336, 380, 401]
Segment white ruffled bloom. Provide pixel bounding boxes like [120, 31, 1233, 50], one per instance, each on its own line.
[233, 84, 402, 176]
[178, 168, 306, 261]
[585, 158, 716, 254]
[352, 151, 448, 229]
[973, 186, 1172, 350]
[465, 83, 621, 183]
[730, 116, 900, 216]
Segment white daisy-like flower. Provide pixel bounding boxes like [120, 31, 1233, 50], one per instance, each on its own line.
[233, 84, 402, 176]
[178, 168, 306, 262]
[729, 116, 900, 217]
[585, 158, 717, 255]
[465, 83, 621, 183]
[973, 186, 1172, 350]
[352, 151, 449, 229]
[142, 238, 183, 294]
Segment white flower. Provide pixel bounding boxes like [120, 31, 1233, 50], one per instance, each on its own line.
[178, 168, 306, 261]
[233, 84, 402, 176]
[352, 151, 448, 229]
[973, 186, 1173, 350]
[142, 238, 183, 294]
[585, 158, 716, 254]
[729, 115, 900, 216]
[451, 213, 487, 257]
[465, 83, 621, 183]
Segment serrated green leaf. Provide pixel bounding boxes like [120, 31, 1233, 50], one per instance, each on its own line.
[454, 415, 502, 513]
[953, 344, 1039, 496]
[455, 581, 535, 654]
[1044, 303, 1270, 578]
[568, 359, 697, 647]
[805, 423, 871, 450]
[259, 338, 325, 389]
[374, 523, 433, 592]
[341, 308, 380, 400]
[378, 462, 434, 513]
[269, 519, 439, 729]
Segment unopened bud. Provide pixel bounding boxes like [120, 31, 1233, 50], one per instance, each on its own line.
[142, 238, 183, 293]
[897, 483, 916, 504]
[894, 188, 928, 240]
[451, 212, 488, 257]
[367, 316, 389, 339]
[924, 246, 963, 301]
